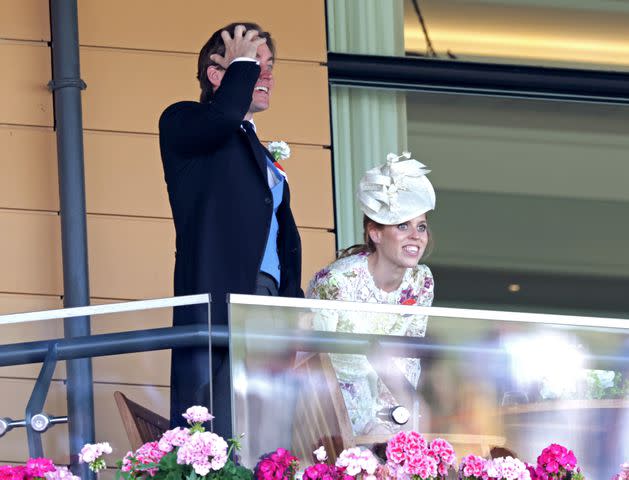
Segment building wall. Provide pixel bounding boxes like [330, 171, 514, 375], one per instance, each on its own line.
[0, 0, 334, 464]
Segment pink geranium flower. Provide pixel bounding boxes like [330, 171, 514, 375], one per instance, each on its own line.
[44, 467, 79, 480]
[384, 431, 451, 480]
[182, 406, 214, 425]
[158, 427, 191, 453]
[427, 438, 456, 477]
[484, 456, 531, 480]
[613, 462, 629, 480]
[176, 431, 228, 476]
[459, 454, 487, 479]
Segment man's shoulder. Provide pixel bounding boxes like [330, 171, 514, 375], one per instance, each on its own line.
[161, 100, 201, 115]
[159, 100, 203, 125]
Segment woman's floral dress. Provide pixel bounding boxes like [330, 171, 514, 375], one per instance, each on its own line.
[307, 252, 434, 435]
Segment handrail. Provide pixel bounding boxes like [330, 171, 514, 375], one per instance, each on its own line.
[229, 294, 629, 330]
[0, 293, 211, 465]
[0, 294, 210, 326]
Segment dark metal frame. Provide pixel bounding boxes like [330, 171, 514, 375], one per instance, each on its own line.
[0, 295, 211, 464]
[328, 52, 629, 105]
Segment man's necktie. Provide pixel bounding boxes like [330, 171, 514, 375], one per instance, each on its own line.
[241, 120, 260, 146]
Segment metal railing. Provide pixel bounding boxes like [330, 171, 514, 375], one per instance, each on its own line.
[0, 294, 210, 469]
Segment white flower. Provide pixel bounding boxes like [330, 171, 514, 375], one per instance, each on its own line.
[336, 447, 379, 476]
[314, 445, 328, 462]
[267, 141, 291, 161]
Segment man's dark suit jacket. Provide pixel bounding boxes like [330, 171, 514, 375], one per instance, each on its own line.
[158, 61, 303, 436]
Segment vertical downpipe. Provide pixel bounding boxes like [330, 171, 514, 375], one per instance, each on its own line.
[48, 1, 95, 478]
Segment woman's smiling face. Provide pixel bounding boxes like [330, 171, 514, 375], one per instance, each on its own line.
[368, 213, 429, 270]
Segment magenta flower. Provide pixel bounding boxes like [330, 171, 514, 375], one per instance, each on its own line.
[535, 444, 581, 480]
[255, 448, 299, 480]
[25, 458, 56, 478]
[303, 463, 352, 480]
[0, 465, 26, 480]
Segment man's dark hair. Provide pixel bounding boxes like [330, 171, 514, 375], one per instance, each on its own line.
[197, 22, 275, 103]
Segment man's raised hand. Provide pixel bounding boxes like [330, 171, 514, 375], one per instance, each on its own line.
[209, 24, 267, 69]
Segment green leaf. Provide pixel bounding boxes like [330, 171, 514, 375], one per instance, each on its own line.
[189, 470, 201, 480]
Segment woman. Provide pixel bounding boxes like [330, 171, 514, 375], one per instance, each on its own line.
[307, 152, 436, 435]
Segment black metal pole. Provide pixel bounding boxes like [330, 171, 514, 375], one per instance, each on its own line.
[48, 1, 93, 478]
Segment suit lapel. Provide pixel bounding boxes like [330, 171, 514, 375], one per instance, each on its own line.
[240, 127, 268, 181]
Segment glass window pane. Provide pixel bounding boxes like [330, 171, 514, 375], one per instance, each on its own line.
[229, 296, 629, 478]
[328, 0, 629, 72]
[330, 84, 629, 310]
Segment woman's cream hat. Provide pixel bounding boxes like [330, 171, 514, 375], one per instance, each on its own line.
[358, 152, 436, 225]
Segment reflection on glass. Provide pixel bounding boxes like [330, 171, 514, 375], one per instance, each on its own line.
[328, 0, 629, 71]
[229, 296, 628, 478]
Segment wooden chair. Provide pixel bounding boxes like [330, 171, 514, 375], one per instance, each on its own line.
[291, 353, 355, 464]
[114, 391, 170, 450]
[291, 353, 507, 463]
[490, 446, 518, 459]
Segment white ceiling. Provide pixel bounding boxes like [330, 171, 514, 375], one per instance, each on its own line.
[404, 0, 629, 71]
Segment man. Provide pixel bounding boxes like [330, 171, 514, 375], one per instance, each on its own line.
[159, 22, 303, 437]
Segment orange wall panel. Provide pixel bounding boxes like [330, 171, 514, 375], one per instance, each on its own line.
[300, 228, 336, 290]
[81, 48, 330, 146]
[84, 131, 334, 230]
[87, 215, 175, 300]
[0, 0, 49, 42]
[81, 47, 197, 135]
[0, 125, 58, 211]
[256, 62, 330, 146]
[86, 215, 335, 300]
[281, 146, 334, 229]
[0, 210, 62, 295]
[78, 0, 326, 62]
[84, 131, 171, 218]
[0, 42, 53, 127]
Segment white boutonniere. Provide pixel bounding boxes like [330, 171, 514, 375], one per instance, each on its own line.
[267, 141, 291, 161]
[267, 141, 290, 179]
